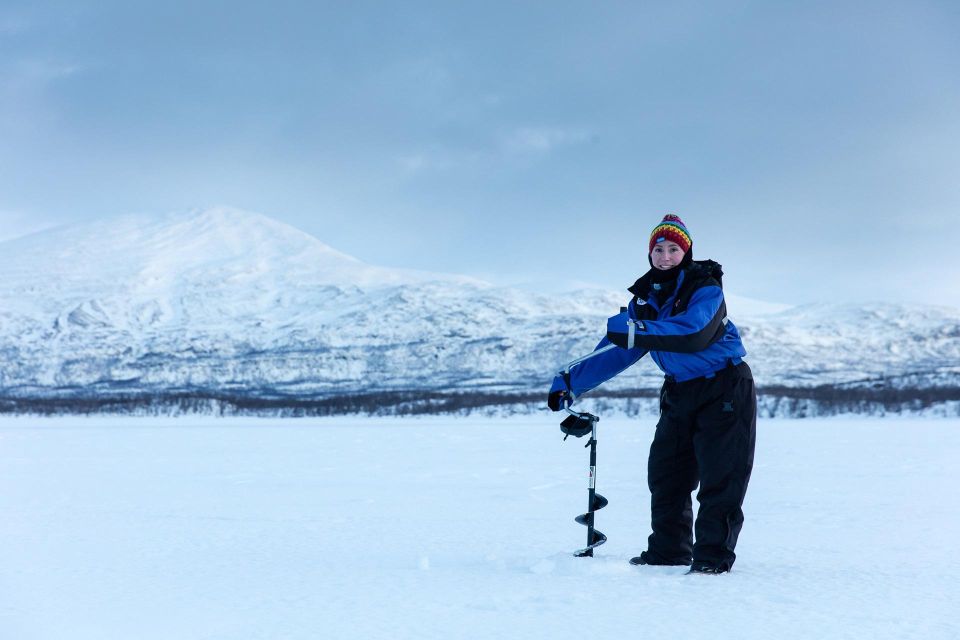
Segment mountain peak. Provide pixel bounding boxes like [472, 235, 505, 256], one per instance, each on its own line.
[0, 207, 483, 304]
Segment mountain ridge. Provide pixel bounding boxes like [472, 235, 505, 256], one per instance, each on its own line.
[2, 207, 958, 416]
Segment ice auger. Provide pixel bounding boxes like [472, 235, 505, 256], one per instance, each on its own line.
[559, 343, 616, 557]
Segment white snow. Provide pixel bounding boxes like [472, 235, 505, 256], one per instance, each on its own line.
[1, 415, 956, 639]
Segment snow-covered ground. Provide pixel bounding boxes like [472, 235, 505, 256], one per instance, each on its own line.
[1, 415, 957, 640]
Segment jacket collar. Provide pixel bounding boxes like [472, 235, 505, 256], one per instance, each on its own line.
[629, 266, 686, 300]
[628, 260, 723, 299]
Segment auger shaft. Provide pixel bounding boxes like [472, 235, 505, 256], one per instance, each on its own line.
[581, 424, 599, 557]
[557, 344, 613, 557]
[570, 413, 607, 557]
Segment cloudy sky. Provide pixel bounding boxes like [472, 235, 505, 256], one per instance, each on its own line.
[2, 1, 959, 307]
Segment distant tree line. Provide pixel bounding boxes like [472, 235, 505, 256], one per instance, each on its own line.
[0, 384, 958, 417]
[757, 384, 960, 417]
[0, 390, 550, 417]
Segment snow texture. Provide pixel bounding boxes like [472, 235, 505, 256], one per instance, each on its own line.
[1, 207, 958, 406]
[1, 415, 956, 639]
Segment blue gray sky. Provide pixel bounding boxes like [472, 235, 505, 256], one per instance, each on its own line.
[2, 1, 959, 306]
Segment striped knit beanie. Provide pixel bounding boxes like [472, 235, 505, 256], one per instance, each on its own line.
[648, 214, 692, 254]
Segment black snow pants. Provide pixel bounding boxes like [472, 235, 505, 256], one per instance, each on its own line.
[644, 361, 756, 571]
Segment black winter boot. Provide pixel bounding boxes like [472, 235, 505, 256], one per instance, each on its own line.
[687, 560, 730, 574]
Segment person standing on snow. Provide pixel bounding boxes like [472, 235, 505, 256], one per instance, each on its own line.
[547, 214, 757, 574]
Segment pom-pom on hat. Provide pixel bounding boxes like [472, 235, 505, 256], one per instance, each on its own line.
[648, 214, 692, 254]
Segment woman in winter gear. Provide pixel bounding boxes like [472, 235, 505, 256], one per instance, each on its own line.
[547, 214, 757, 574]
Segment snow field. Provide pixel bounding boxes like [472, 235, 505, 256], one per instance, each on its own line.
[0, 416, 957, 640]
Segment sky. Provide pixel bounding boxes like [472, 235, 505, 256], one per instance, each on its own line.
[2, 1, 959, 307]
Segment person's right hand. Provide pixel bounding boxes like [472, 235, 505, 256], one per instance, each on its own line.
[547, 375, 570, 411]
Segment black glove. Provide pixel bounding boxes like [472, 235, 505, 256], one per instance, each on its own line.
[548, 389, 569, 412]
[547, 374, 570, 411]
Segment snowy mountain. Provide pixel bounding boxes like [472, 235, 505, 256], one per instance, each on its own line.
[1, 207, 958, 414]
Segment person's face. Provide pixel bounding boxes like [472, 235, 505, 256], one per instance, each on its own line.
[650, 240, 685, 270]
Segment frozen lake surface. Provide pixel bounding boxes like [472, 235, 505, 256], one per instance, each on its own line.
[1, 415, 957, 639]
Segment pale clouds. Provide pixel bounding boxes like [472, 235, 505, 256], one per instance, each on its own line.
[398, 154, 428, 173]
[0, 13, 29, 35]
[1, 58, 80, 87]
[399, 126, 594, 174]
[395, 149, 471, 174]
[500, 127, 593, 155]
[396, 125, 592, 174]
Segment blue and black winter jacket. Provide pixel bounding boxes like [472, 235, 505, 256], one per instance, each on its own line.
[553, 260, 747, 401]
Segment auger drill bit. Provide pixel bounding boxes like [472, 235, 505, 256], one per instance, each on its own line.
[561, 409, 608, 557]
